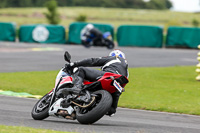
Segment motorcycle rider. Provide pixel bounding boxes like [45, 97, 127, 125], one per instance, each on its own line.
[64, 49, 129, 116]
[80, 23, 103, 47]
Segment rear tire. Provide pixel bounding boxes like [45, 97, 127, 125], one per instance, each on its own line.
[31, 94, 50, 120]
[105, 39, 114, 49]
[76, 90, 112, 124]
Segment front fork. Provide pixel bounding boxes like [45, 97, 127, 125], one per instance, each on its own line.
[49, 77, 63, 107]
[48, 77, 76, 119]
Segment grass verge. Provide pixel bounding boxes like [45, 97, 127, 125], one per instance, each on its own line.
[0, 66, 200, 115]
[119, 66, 200, 115]
[0, 125, 76, 133]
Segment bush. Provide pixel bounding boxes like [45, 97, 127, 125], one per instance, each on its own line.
[44, 0, 60, 24]
[192, 19, 199, 27]
[75, 14, 87, 22]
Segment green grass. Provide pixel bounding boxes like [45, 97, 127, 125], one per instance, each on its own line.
[0, 7, 200, 32]
[0, 66, 200, 115]
[0, 125, 76, 133]
[119, 66, 200, 115]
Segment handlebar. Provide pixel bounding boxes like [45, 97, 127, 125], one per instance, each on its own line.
[63, 64, 73, 75]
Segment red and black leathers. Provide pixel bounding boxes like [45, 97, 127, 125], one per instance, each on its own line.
[72, 56, 129, 116]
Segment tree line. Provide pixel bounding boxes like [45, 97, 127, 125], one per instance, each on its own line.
[0, 0, 172, 10]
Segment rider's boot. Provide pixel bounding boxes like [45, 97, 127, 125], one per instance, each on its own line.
[62, 76, 83, 95]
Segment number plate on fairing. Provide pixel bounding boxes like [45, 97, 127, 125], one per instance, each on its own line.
[113, 80, 124, 93]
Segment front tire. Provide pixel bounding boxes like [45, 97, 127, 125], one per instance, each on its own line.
[76, 90, 113, 124]
[31, 94, 51, 120]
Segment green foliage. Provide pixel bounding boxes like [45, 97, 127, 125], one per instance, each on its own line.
[18, 0, 32, 7]
[32, 0, 46, 7]
[0, 0, 34, 8]
[192, 19, 199, 27]
[0, 0, 173, 10]
[0, 0, 7, 8]
[145, 0, 172, 10]
[44, 0, 61, 24]
[165, 0, 173, 9]
[75, 14, 87, 22]
[0, 66, 200, 115]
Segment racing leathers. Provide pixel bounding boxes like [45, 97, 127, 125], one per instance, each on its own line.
[81, 26, 103, 46]
[71, 56, 129, 116]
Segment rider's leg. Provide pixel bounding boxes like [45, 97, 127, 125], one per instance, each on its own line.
[61, 67, 105, 95]
[106, 91, 121, 116]
[58, 77, 83, 96]
[78, 67, 105, 82]
[73, 67, 105, 90]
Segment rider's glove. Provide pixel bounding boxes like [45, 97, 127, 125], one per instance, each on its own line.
[64, 62, 76, 73]
[65, 63, 75, 70]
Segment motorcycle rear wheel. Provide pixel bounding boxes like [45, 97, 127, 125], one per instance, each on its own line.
[76, 90, 113, 124]
[105, 39, 114, 49]
[31, 94, 51, 120]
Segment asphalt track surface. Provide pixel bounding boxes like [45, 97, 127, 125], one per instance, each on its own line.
[0, 42, 200, 133]
[1, 95, 200, 133]
[0, 42, 199, 72]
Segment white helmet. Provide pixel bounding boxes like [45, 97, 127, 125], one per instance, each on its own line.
[109, 49, 126, 59]
[85, 24, 94, 30]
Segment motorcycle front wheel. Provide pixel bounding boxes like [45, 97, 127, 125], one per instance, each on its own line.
[76, 90, 113, 124]
[31, 94, 51, 120]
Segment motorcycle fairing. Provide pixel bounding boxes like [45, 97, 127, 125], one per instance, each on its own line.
[55, 69, 73, 88]
[58, 76, 73, 88]
[84, 72, 128, 94]
[49, 98, 74, 117]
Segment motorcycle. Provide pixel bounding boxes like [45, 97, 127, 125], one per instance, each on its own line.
[82, 31, 115, 49]
[31, 51, 128, 124]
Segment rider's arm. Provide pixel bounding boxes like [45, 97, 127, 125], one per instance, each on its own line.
[74, 57, 112, 67]
[90, 28, 103, 37]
